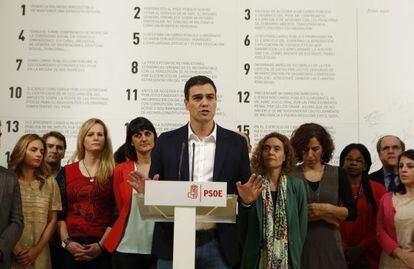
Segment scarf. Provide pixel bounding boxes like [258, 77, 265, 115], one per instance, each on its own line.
[260, 174, 289, 269]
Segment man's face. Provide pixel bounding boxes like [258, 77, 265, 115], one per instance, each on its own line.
[185, 83, 217, 125]
[379, 136, 403, 169]
[45, 136, 65, 165]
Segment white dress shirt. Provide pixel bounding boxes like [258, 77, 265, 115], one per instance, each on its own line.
[188, 123, 216, 183]
[188, 123, 217, 230]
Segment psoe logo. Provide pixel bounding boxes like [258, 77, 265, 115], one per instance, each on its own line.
[187, 184, 199, 199]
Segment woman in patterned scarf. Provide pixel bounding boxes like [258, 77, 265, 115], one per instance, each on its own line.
[238, 132, 308, 269]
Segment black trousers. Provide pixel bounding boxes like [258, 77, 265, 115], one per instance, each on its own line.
[61, 237, 112, 269]
[112, 251, 157, 269]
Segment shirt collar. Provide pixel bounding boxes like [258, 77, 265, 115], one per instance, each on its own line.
[188, 122, 217, 142]
[383, 167, 396, 177]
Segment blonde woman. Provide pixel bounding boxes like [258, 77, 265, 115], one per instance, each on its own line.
[56, 118, 115, 269]
[9, 134, 62, 269]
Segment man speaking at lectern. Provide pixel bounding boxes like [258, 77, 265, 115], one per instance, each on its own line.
[131, 75, 253, 269]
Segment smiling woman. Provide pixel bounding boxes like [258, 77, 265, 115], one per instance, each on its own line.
[8, 134, 62, 269]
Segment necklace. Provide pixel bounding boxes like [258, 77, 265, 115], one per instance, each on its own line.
[302, 165, 323, 203]
[354, 182, 363, 200]
[82, 160, 95, 183]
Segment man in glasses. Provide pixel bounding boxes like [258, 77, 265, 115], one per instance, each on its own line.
[369, 135, 405, 191]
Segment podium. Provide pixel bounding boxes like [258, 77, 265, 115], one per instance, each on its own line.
[136, 180, 237, 269]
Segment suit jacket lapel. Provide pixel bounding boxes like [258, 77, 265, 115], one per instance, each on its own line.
[178, 125, 189, 181]
[213, 125, 227, 181]
[0, 176, 4, 204]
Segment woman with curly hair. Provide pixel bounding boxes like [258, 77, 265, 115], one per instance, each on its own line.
[9, 134, 62, 269]
[239, 132, 307, 269]
[56, 118, 115, 269]
[290, 123, 356, 269]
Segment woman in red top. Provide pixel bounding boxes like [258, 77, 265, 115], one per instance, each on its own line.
[57, 118, 115, 269]
[339, 143, 386, 269]
[104, 117, 157, 269]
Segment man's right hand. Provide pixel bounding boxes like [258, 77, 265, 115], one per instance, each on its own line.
[128, 171, 159, 193]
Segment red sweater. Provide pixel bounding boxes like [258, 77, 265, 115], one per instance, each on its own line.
[104, 160, 135, 252]
[62, 162, 114, 238]
[340, 180, 386, 269]
[377, 192, 400, 255]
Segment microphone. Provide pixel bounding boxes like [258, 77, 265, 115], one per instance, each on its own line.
[178, 142, 185, 181]
[191, 142, 195, 182]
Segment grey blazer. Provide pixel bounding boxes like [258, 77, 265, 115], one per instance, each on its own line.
[0, 166, 23, 269]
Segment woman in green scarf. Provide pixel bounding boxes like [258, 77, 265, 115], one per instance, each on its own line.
[238, 132, 308, 269]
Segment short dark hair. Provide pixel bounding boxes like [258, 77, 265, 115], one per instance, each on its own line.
[125, 117, 157, 161]
[184, 75, 217, 100]
[290, 123, 335, 163]
[376, 135, 405, 153]
[396, 149, 414, 194]
[42, 131, 67, 149]
[251, 132, 296, 175]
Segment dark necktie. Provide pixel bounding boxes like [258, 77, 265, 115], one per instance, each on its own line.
[388, 173, 397, 192]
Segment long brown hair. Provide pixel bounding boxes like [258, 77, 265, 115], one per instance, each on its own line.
[8, 134, 50, 188]
[71, 118, 115, 184]
[396, 149, 414, 194]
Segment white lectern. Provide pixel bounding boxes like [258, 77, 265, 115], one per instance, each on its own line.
[136, 181, 237, 269]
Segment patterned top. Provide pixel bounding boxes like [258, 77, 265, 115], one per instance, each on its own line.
[56, 162, 114, 238]
[13, 176, 61, 269]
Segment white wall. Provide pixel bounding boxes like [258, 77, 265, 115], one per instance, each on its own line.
[1, 0, 413, 171]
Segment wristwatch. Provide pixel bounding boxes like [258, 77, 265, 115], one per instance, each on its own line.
[61, 237, 72, 249]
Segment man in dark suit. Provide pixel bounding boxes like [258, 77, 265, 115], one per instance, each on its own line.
[369, 135, 405, 191]
[131, 75, 259, 269]
[0, 166, 24, 269]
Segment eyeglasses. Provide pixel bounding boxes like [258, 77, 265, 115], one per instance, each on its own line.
[381, 145, 402, 152]
[344, 157, 365, 164]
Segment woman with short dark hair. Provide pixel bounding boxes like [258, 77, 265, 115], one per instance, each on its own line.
[104, 117, 158, 269]
[290, 123, 356, 269]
